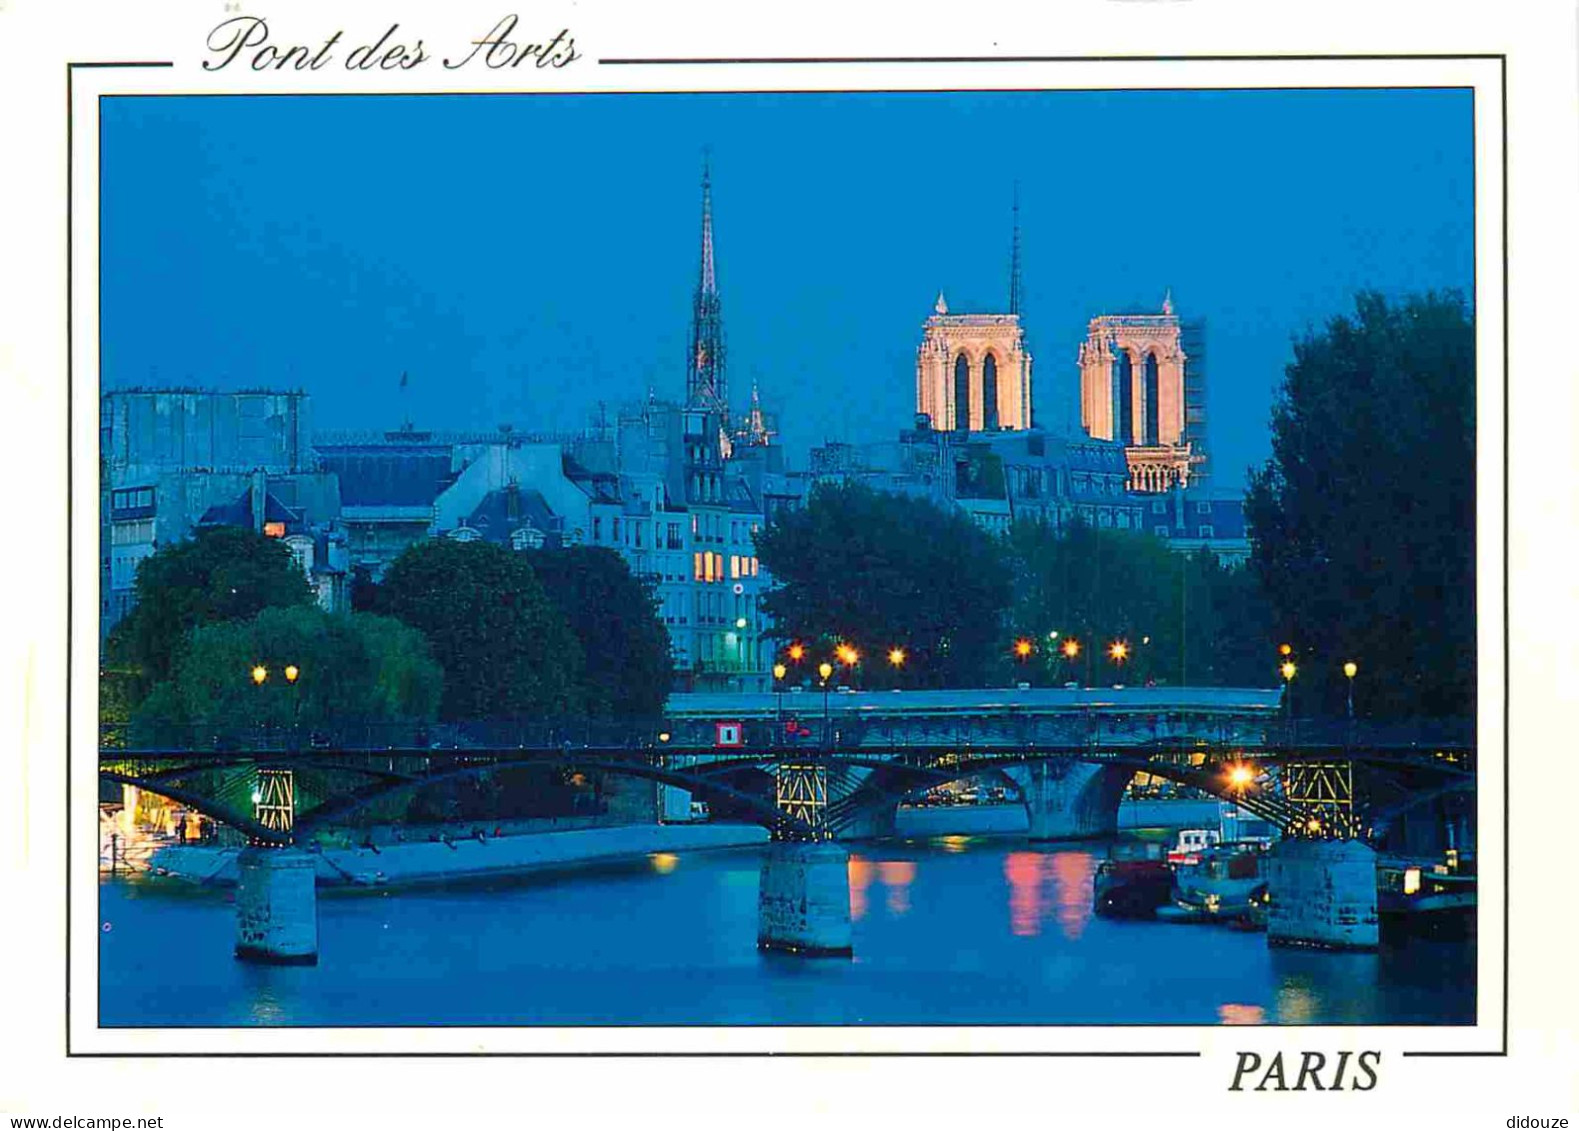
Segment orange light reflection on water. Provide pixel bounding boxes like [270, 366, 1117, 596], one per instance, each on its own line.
[1004, 851, 1046, 937]
[1218, 1003, 1266, 1025]
[878, 860, 916, 916]
[848, 855, 874, 921]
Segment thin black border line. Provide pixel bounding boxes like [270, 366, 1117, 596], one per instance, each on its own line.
[596, 53, 1507, 65]
[68, 55, 1507, 1059]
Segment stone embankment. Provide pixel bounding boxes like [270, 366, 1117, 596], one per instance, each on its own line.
[147, 822, 769, 888]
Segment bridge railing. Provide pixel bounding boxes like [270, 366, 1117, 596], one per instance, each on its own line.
[99, 714, 1475, 757]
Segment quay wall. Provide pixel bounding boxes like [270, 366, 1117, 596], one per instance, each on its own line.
[146, 822, 769, 889]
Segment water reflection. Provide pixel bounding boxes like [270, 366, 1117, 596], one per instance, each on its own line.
[1048, 852, 1094, 941]
[1004, 851, 1045, 937]
[99, 839, 1475, 1028]
[848, 855, 874, 921]
[1218, 1002, 1266, 1025]
[1003, 850, 1096, 939]
[877, 861, 916, 917]
[648, 852, 679, 875]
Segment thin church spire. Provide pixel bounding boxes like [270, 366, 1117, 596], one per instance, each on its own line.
[1009, 182, 1023, 317]
[686, 148, 728, 425]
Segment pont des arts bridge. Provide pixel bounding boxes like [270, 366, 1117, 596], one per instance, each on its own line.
[99, 686, 1474, 963]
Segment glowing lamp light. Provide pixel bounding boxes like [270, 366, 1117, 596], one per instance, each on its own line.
[250, 790, 262, 804]
[787, 643, 805, 662]
[250, 665, 268, 686]
[818, 662, 834, 681]
[835, 643, 859, 666]
[887, 647, 906, 668]
[1061, 639, 1080, 659]
[1280, 661, 1297, 682]
[1279, 643, 1293, 657]
[735, 617, 748, 629]
[657, 732, 671, 743]
[1013, 638, 1034, 659]
[1343, 661, 1358, 679]
[773, 663, 787, 681]
[284, 664, 300, 684]
[1109, 641, 1129, 663]
[1227, 764, 1255, 790]
[1403, 866, 1422, 896]
[1305, 817, 1322, 834]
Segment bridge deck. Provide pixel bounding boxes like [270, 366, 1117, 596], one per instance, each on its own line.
[668, 685, 1286, 719]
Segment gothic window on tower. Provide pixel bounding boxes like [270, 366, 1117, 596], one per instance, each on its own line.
[982, 354, 1000, 431]
[1116, 353, 1136, 445]
[954, 354, 971, 430]
[1143, 353, 1161, 446]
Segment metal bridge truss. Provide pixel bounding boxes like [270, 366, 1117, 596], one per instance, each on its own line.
[100, 737, 1473, 848]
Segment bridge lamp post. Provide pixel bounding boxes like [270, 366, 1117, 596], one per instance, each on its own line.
[773, 663, 787, 736]
[1280, 660, 1297, 742]
[1343, 661, 1358, 719]
[818, 661, 835, 747]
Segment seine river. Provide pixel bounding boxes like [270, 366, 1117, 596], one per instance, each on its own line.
[98, 834, 1474, 1027]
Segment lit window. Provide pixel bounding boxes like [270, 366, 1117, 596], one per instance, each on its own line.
[694, 552, 704, 581]
[263, 521, 285, 538]
[730, 555, 740, 579]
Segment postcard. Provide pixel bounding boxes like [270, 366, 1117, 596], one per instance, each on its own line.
[3, 1, 1576, 1127]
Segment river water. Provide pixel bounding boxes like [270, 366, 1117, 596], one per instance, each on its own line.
[98, 833, 1474, 1027]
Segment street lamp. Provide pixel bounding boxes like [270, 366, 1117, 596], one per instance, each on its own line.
[1014, 638, 1034, 660]
[1109, 640, 1129, 664]
[818, 661, 835, 747]
[1227, 762, 1255, 794]
[888, 647, 906, 669]
[1343, 661, 1358, 720]
[773, 662, 787, 735]
[251, 665, 268, 686]
[788, 642, 806, 664]
[1280, 660, 1297, 742]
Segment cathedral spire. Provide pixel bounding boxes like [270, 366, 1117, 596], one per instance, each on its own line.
[1009, 182, 1023, 317]
[686, 149, 728, 426]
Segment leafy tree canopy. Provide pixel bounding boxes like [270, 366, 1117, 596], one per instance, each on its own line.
[374, 538, 585, 720]
[1244, 290, 1475, 720]
[755, 481, 1013, 688]
[1006, 518, 1274, 689]
[524, 545, 674, 720]
[131, 606, 442, 740]
[106, 525, 314, 697]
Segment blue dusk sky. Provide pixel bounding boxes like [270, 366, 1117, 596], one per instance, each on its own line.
[101, 88, 1473, 486]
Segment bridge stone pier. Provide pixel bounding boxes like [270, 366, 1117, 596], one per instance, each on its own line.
[756, 763, 853, 957]
[1006, 760, 1132, 841]
[1267, 839, 1379, 951]
[757, 840, 853, 957]
[234, 767, 318, 965]
[235, 846, 319, 965]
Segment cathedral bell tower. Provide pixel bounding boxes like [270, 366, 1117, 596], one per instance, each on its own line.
[915, 192, 1033, 432]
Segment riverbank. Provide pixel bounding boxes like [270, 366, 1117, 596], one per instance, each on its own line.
[137, 799, 1220, 889]
[145, 822, 769, 888]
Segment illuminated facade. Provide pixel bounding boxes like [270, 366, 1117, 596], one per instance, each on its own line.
[915, 294, 1034, 433]
[1078, 294, 1200, 492]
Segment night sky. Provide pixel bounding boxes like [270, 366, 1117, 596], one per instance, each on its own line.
[101, 88, 1473, 487]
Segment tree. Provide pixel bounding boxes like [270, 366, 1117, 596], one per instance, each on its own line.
[106, 525, 315, 700]
[374, 538, 585, 720]
[1005, 518, 1273, 689]
[754, 482, 1013, 688]
[131, 606, 443, 738]
[1244, 290, 1474, 720]
[525, 545, 674, 719]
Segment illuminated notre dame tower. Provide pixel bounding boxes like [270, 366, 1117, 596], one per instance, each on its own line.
[915, 196, 1034, 432]
[1078, 292, 1204, 492]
